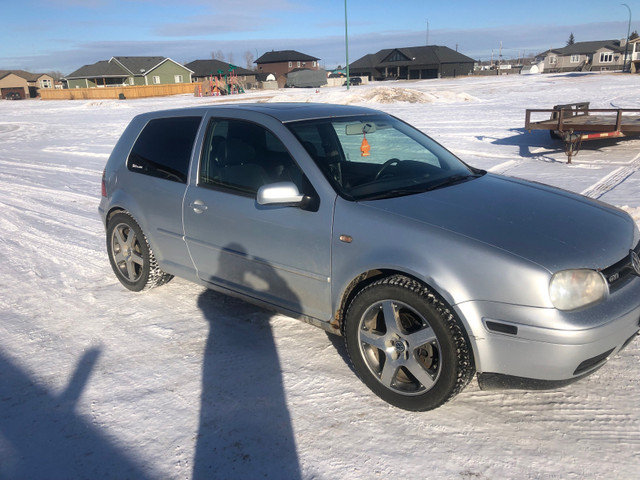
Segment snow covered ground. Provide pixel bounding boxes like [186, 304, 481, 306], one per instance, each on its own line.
[1, 73, 639, 479]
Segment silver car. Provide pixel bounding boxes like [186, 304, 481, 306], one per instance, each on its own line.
[100, 103, 640, 411]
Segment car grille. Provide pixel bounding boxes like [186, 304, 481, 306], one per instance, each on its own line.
[601, 240, 640, 293]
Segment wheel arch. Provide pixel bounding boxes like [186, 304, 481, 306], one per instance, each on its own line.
[335, 269, 478, 370]
[106, 206, 128, 224]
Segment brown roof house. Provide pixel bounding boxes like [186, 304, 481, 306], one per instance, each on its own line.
[0, 70, 54, 99]
[255, 50, 322, 87]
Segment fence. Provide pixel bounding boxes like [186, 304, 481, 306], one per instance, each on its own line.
[40, 83, 196, 100]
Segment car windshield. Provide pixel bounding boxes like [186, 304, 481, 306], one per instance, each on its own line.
[286, 114, 481, 200]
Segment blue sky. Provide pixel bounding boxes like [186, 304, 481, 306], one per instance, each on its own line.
[2, 0, 638, 74]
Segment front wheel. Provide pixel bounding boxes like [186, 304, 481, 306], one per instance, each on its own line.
[106, 212, 173, 292]
[344, 275, 474, 411]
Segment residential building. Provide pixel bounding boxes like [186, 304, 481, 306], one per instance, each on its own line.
[0, 70, 54, 99]
[65, 57, 193, 88]
[628, 37, 640, 73]
[349, 45, 475, 81]
[537, 40, 625, 73]
[255, 50, 320, 87]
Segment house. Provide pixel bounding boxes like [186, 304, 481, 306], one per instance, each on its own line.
[349, 46, 475, 81]
[628, 37, 640, 73]
[184, 59, 258, 87]
[255, 50, 321, 87]
[65, 57, 193, 88]
[0, 70, 54, 99]
[537, 40, 625, 73]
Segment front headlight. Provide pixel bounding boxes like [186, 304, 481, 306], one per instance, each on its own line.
[549, 269, 608, 311]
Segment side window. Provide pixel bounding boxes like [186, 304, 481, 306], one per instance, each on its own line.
[199, 119, 306, 195]
[127, 116, 202, 183]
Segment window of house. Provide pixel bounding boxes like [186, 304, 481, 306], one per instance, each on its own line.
[600, 52, 613, 63]
[40, 79, 52, 88]
[129, 77, 135, 86]
[570, 55, 580, 63]
[174, 75, 183, 83]
[153, 76, 161, 84]
[127, 116, 202, 183]
[313, 61, 317, 67]
[548, 56, 557, 64]
[297, 61, 301, 67]
[386, 51, 408, 62]
[288, 61, 292, 68]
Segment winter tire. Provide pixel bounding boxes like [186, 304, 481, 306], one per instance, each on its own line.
[344, 275, 474, 411]
[106, 212, 173, 292]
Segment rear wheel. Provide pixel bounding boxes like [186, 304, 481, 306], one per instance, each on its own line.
[344, 275, 473, 411]
[106, 212, 173, 292]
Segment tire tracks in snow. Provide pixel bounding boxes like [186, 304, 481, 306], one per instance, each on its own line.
[580, 152, 640, 199]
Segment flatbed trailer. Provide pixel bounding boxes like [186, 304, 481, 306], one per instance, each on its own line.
[525, 102, 640, 162]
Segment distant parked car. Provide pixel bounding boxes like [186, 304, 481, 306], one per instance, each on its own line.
[5, 92, 22, 100]
[100, 103, 640, 411]
[344, 77, 362, 86]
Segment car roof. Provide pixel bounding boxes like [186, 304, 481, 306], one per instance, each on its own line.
[148, 102, 381, 124]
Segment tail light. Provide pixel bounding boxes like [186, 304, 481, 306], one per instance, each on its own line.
[101, 168, 107, 197]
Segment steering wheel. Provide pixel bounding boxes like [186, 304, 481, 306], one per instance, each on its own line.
[374, 158, 401, 180]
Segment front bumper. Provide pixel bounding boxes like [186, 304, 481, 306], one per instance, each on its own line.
[454, 277, 640, 386]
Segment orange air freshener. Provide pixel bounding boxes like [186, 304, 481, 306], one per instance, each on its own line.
[360, 135, 370, 157]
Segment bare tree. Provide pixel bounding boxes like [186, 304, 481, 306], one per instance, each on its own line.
[211, 50, 225, 61]
[46, 71, 65, 81]
[244, 51, 255, 70]
[227, 52, 235, 65]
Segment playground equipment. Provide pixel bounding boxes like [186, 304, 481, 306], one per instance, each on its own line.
[195, 64, 246, 97]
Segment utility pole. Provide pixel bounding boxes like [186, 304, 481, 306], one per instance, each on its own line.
[345, 0, 350, 89]
[622, 3, 632, 72]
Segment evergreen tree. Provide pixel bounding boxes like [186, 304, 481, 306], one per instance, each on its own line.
[566, 33, 575, 46]
[630, 30, 639, 41]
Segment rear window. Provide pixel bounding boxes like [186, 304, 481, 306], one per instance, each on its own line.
[127, 116, 201, 183]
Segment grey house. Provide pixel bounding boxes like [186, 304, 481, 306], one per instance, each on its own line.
[349, 46, 475, 80]
[184, 59, 257, 84]
[537, 40, 625, 73]
[66, 57, 193, 88]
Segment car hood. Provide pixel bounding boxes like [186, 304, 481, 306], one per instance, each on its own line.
[361, 173, 636, 272]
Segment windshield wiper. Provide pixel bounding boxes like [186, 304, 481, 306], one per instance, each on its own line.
[358, 187, 429, 200]
[357, 172, 485, 201]
[423, 172, 484, 192]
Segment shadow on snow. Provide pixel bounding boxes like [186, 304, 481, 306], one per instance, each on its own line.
[0, 346, 153, 480]
[192, 243, 302, 480]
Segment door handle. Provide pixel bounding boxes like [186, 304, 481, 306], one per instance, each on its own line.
[189, 200, 208, 213]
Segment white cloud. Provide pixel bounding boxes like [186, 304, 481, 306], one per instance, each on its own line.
[2, 19, 633, 73]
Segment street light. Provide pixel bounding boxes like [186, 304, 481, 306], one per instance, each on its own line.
[622, 3, 632, 72]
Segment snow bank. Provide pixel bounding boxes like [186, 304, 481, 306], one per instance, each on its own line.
[266, 85, 476, 105]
